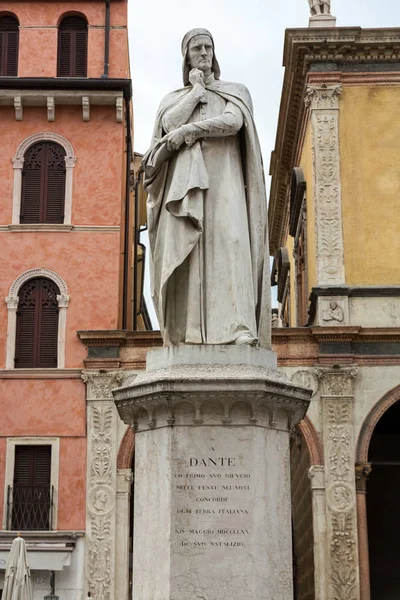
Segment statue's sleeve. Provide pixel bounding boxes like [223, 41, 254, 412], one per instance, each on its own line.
[161, 86, 205, 132]
[183, 102, 243, 142]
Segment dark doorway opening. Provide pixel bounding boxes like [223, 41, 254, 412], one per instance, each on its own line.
[290, 427, 315, 600]
[368, 400, 400, 599]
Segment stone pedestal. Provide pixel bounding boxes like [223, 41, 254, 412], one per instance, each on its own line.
[309, 14, 337, 28]
[113, 346, 311, 600]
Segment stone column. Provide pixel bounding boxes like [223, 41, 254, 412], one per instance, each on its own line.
[305, 83, 349, 326]
[316, 366, 360, 600]
[82, 370, 123, 599]
[5, 295, 18, 369]
[355, 463, 372, 600]
[114, 346, 311, 600]
[308, 465, 328, 600]
[115, 468, 133, 600]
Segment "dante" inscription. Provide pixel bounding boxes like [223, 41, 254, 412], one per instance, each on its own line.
[189, 457, 236, 467]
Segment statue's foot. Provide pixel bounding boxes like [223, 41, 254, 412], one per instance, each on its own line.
[234, 334, 257, 346]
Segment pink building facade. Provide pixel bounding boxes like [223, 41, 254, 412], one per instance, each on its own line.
[0, 1, 132, 596]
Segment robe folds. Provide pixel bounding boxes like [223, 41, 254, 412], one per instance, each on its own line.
[143, 78, 271, 348]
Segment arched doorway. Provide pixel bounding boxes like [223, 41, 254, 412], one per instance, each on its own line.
[367, 399, 400, 599]
[290, 424, 316, 600]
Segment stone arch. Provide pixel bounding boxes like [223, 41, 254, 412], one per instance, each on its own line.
[298, 416, 324, 466]
[12, 132, 77, 225]
[117, 425, 135, 469]
[8, 268, 68, 299]
[5, 268, 70, 369]
[356, 384, 400, 464]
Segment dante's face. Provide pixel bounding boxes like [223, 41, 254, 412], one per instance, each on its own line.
[187, 35, 213, 74]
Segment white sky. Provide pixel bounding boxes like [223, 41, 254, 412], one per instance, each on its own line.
[127, 0, 400, 325]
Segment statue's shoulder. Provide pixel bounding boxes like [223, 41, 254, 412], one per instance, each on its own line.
[158, 87, 189, 112]
[213, 80, 253, 113]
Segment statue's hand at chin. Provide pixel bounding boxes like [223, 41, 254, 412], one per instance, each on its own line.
[189, 68, 205, 87]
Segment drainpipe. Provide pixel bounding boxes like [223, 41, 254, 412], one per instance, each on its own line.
[122, 97, 132, 329]
[133, 170, 142, 330]
[102, 0, 110, 78]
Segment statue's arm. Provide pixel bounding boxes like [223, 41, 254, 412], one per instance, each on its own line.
[181, 102, 243, 142]
[162, 85, 206, 132]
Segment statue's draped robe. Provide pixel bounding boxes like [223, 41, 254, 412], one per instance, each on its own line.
[144, 77, 271, 348]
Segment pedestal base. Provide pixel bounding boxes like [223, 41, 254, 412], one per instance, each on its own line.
[114, 346, 311, 600]
[309, 14, 337, 28]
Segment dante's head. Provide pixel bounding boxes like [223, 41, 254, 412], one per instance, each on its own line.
[181, 28, 221, 86]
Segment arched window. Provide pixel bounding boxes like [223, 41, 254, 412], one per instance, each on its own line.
[0, 14, 19, 76]
[20, 141, 66, 224]
[58, 15, 88, 77]
[15, 278, 59, 368]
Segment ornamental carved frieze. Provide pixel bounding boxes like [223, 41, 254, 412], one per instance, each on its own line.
[318, 367, 360, 600]
[306, 83, 345, 287]
[82, 371, 124, 600]
[305, 83, 342, 110]
[82, 371, 123, 400]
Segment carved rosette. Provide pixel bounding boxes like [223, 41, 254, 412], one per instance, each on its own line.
[82, 371, 124, 599]
[317, 367, 360, 600]
[306, 84, 345, 287]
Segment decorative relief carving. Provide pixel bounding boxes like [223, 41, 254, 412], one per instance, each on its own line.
[88, 517, 112, 600]
[330, 513, 357, 599]
[8, 268, 69, 299]
[47, 96, 55, 122]
[308, 464, 325, 490]
[305, 83, 342, 110]
[5, 295, 19, 310]
[116, 97, 123, 123]
[318, 367, 360, 600]
[327, 482, 355, 513]
[56, 293, 70, 309]
[291, 369, 319, 397]
[82, 96, 90, 122]
[82, 371, 123, 400]
[83, 372, 123, 599]
[307, 83, 345, 287]
[316, 367, 357, 397]
[14, 96, 23, 121]
[14, 132, 75, 163]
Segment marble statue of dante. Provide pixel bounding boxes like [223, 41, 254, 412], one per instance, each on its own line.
[308, 0, 331, 15]
[143, 28, 270, 348]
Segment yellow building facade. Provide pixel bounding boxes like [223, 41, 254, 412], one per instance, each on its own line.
[269, 26, 400, 600]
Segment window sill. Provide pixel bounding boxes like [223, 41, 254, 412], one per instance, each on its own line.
[0, 368, 82, 379]
[0, 224, 120, 232]
[7, 224, 73, 232]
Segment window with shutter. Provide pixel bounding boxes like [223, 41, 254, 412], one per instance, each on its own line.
[15, 278, 59, 368]
[0, 15, 19, 76]
[12, 445, 51, 530]
[58, 15, 88, 77]
[21, 142, 66, 224]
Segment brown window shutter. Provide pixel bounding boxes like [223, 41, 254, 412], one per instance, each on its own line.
[13, 446, 51, 531]
[58, 16, 87, 77]
[74, 30, 88, 77]
[15, 279, 38, 368]
[21, 142, 66, 224]
[15, 278, 59, 368]
[38, 279, 59, 368]
[0, 16, 19, 76]
[44, 143, 66, 223]
[58, 30, 72, 76]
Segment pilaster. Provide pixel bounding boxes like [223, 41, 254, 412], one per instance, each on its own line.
[316, 366, 360, 600]
[115, 468, 133, 600]
[308, 465, 328, 600]
[355, 463, 372, 600]
[82, 370, 123, 599]
[306, 84, 348, 325]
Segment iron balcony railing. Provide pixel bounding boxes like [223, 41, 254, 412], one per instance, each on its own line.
[7, 485, 54, 531]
